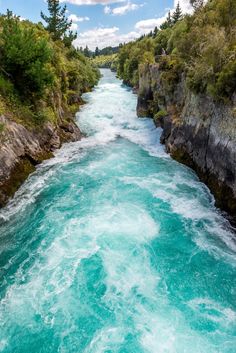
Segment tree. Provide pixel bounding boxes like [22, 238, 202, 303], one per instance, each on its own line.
[172, 2, 183, 24]
[63, 30, 77, 48]
[153, 26, 159, 37]
[160, 11, 173, 29]
[0, 12, 54, 99]
[41, 0, 72, 41]
[83, 45, 90, 57]
[95, 47, 100, 56]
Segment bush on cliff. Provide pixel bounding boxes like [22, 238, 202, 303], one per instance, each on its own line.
[117, 38, 155, 86]
[0, 11, 54, 100]
[0, 11, 99, 126]
[117, 0, 236, 101]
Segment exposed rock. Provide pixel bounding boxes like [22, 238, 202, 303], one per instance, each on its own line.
[0, 115, 82, 207]
[137, 63, 236, 224]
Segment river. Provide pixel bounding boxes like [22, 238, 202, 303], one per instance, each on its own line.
[0, 69, 235, 353]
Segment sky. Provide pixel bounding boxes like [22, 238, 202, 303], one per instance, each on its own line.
[0, 0, 193, 50]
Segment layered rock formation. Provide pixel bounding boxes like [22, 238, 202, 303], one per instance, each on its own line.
[137, 63, 236, 224]
[0, 114, 81, 207]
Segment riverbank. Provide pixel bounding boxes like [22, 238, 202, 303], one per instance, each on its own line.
[0, 12, 99, 206]
[114, 0, 236, 225]
[137, 63, 236, 226]
[0, 113, 82, 207]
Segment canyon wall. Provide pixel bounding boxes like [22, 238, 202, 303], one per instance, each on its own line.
[137, 63, 236, 223]
[0, 113, 81, 207]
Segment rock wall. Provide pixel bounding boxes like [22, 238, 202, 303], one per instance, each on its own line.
[0, 114, 81, 207]
[137, 63, 236, 223]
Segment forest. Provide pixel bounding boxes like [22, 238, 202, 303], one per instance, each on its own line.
[116, 0, 236, 102]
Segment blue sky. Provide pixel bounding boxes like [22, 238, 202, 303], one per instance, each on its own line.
[0, 0, 193, 49]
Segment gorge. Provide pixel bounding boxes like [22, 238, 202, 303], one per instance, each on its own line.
[137, 63, 236, 225]
[0, 69, 235, 353]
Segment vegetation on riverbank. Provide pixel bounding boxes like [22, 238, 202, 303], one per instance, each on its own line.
[92, 54, 118, 70]
[0, 5, 99, 129]
[116, 0, 236, 101]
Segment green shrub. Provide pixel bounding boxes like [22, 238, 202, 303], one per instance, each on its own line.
[0, 122, 5, 133]
[117, 37, 155, 86]
[0, 14, 54, 100]
[154, 110, 168, 122]
[0, 75, 15, 98]
[0, 11, 99, 126]
[208, 60, 236, 100]
[117, 0, 236, 101]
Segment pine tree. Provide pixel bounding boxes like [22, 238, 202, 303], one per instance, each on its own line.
[95, 47, 99, 57]
[41, 0, 72, 41]
[172, 2, 182, 24]
[153, 26, 159, 37]
[160, 11, 173, 30]
[83, 45, 90, 57]
[167, 11, 172, 27]
[63, 30, 77, 48]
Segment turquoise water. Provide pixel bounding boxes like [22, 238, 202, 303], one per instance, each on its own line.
[0, 69, 235, 353]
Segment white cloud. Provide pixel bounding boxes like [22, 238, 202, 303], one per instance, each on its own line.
[70, 23, 79, 31]
[134, 0, 193, 34]
[74, 26, 139, 50]
[60, 0, 125, 5]
[135, 17, 165, 33]
[73, 0, 195, 50]
[104, 5, 111, 14]
[105, 1, 144, 16]
[68, 14, 90, 22]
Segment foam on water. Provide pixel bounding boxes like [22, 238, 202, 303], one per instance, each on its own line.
[0, 69, 235, 353]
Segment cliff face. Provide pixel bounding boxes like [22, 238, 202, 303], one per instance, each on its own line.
[0, 114, 81, 207]
[137, 63, 236, 223]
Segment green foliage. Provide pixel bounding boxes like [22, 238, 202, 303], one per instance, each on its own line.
[117, 37, 155, 86]
[92, 54, 118, 69]
[176, 1, 236, 100]
[208, 59, 236, 100]
[154, 28, 172, 55]
[41, 0, 75, 43]
[154, 109, 168, 122]
[63, 31, 77, 48]
[160, 11, 173, 30]
[172, 2, 183, 24]
[117, 0, 236, 101]
[0, 10, 99, 126]
[160, 1, 183, 30]
[0, 75, 15, 98]
[0, 13, 54, 100]
[0, 122, 5, 133]
[83, 45, 90, 57]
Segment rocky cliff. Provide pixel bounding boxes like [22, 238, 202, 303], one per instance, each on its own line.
[137, 63, 236, 224]
[0, 114, 81, 207]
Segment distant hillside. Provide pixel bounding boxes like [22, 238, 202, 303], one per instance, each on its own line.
[92, 54, 118, 70]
